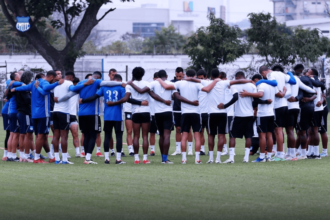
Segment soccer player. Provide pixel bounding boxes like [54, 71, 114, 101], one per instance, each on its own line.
[149, 72, 159, 156]
[12, 70, 60, 163]
[1, 78, 11, 161]
[319, 92, 328, 157]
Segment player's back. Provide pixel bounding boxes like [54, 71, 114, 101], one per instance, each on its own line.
[267, 71, 289, 108]
[150, 80, 174, 113]
[257, 83, 277, 117]
[208, 80, 230, 114]
[78, 79, 102, 116]
[231, 83, 256, 117]
[99, 86, 125, 121]
[174, 81, 202, 114]
[126, 80, 150, 114]
[54, 80, 73, 113]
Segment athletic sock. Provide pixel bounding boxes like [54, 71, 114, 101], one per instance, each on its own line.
[307, 145, 313, 156]
[97, 147, 101, 153]
[55, 153, 60, 161]
[104, 152, 109, 161]
[176, 142, 181, 152]
[182, 152, 187, 161]
[301, 149, 306, 157]
[50, 144, 54, 154]
[201, 145, 205, 152]
[25, 153, 30, 159]
[266, 152, 272, 159]
[110, 149, 115, 154]
[75, 147, 80, 155]
[260, 153, 265, 159]
[80, 146, 84, 152]
[150, 145, 155, 152]
[195, 152, 200, 161]
[3, 150, 7, 158]
[35, 153, 40, 160]
[223, 144, 228, 153]
[188, 142, 193, 152]
[62, 153, 68, 162]
[209, 151, 214, 161]
[47, 152, 54, 159]
[86, 153, 91, 161]
[33, 149, 36, 156]
[116, 152, 121, 161]
[272, 144, 277, 153]
[322, 148, 327, 154]
[128, 145, 133, 153]
[229, 148, 235, 161]
[314, 146, 320, 156]
[134, 154, 139, 161]
[244, 148, 250, 161]
[291, 148, 296, 157]
[143, 154, 148, 161]
[19, 151, 24, 159]
[216, 151, 221, 161]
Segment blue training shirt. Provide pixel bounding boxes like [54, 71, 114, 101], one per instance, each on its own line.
[2, 80, 11, 115]
[96, 86, 125, 121]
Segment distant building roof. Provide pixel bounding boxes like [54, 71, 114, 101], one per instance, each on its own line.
[286, 18, 330, 27]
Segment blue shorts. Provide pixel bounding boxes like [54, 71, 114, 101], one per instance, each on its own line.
[17, 113, 34, 134]
[33, 117, 50, 135]
[3, 114, 10, 131]
[9, 113, 19, 133]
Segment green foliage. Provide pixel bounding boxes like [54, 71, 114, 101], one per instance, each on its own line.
[184, 14, 249, 75]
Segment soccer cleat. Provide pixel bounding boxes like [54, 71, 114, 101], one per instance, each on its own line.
[54, 160, 62, 164]
[116, 160, 126, 164]
[243, 159, 249, 163]
[29, 153, 34, 159]
[272, 157, 285, 162]
[314, 155, 321, 160]
[104, 159, 110, 164]
[121, 152, 126, 157]
[290, 157, 298, 161]
[181, 160, 187, 164]
[297, 155, 307, 160]
[13, 157, 20, 162]
[129, 152, 134, 156]
[149, 151, 155, 156]
[81, 152, 85, 157]
[134, 160, 141, 164]
[171, 151, 181, 156]
[84, 160, 97, 164]
[221, 152, 228, 156]
[161, 160, 173, 164]
[200, 151, 205, 156]
[215, 160, 221, 164]
[40, 154, 48, 159]
[320, 152, 328, 157]
[96, 152, 104, 157]
[188, 151, 193, 156]
[307, 155, 314, 159]
[266, 157, 273, 162]
[26, 158, 34, 163]
[143, 160, 151, 164]
[6, 158, 13, 162]
[33, 159, 49, 164]
[285, 156, 294, 161]
[49, 158, 56, 163]
[110, 152, 115, 157]
[195, 160, 202, 164]
[2, 157, 7, 161]
[223, 159, 234, 164]
[206, 160, 213, 164]
[62, 161, 74, 165]
[252, 157, 266, 163]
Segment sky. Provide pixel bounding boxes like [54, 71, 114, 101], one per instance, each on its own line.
[103, 0, 273, 23]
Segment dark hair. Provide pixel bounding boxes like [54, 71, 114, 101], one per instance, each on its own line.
[153, 72, 159, 78]
[85, 74, 92, 79]
[73, 77, 80, 84]
[35, 73, 45, 80]
[20, 71, 34, 85]
[211, 68, 220, 78]
[235, 71, 245, 78]
[158, 70, 167, 78]
[311, 68, 318, 76]
[252, 74, 262, 81]
[175, 67, 184, 74]
[293, 64, 304, 72]
[186, 69, 196, 77]
[132, 67, 145, 80]
[93, 71, 102, 78]
[197, 69, 207, 77]
[113, 74, 122, 81]
[271, 64, 284, 72]
[109, 68, 117, 73]
[46, 70, 56, 77]
[10, 72, 17, 80]
[259, 65, 270, 73]
[53, 70, 61, 72]
[65, 71, 75, 78]
[220, 71, 227, 79]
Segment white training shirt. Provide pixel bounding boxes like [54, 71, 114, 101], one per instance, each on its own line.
[174, 81, 203, 114]
[231, 83, 257, 117]
[257, 83, 279, 117]
[267, 71, 291, 109]
[225, 87, 234, 116]
[207, 80, 230, 114]
[69, 93, 79, 116]
[149, 80, 176, 114]
[199, 80, 211, 114]
[313, 78, 323, 112]
[53, 80, 73, 114]
[125, 80, 150, 114]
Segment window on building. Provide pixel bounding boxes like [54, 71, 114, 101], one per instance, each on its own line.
[132, 23, 164, 37]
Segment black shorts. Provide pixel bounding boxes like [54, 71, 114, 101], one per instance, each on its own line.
[208, 113, 227, 136]
[201, 113, 208, 129]
[125, 112, 132, 120]
[79, 115, 101, 133]
[69, 115, 78, 128]
[257, 116, 275, 133]
[312, 110, 323, 128]
[319, 106, 328, 134]
[181, 113, 201, 133]
[17, 113, 33, 134]
[9, 113, 19, 133]
[155, 112, 174, 135]
[296, 107, 314, 131]
[173, 112, 181, 127]
[274, 106, 288, 128]
[53, 112, 70, 130]
[287, 109, 300, 128]
[33, 117, 50, 135]
[229, 116, 254, 138]
[150, 116, 157, 133]
[104, 121, 124, 134]
[3, 114, 10, 131]
[132, 112, 150, 124]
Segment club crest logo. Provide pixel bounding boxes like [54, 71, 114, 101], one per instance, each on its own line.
[183, 1, 193, 12]
[16, 16, 30, 32]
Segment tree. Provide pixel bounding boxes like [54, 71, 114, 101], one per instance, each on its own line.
[184, 14, 249, 75]
[0, 0, 132, 72]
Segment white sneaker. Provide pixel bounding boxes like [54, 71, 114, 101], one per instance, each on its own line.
[195, 160, 202, 164]
[243, 159, 249, 163]
[84, 160, 98, 164]
[223, 159, 234, 164]
[188, 151, 193, 156]
[181, 160, 187, 164]
[207, 160, 213, 164]
[62, 161, 74, 165]
[215, 160, 222, 164]
[221, 152, 228, 156]
[297, 155, 307, 160]
[171, 151, 181, 156]
[285, 156, 294, 161]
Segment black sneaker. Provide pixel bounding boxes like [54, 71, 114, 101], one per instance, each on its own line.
[314, 155, 321, 160]
[307, 154, 314, 159]
[104, 159, 110, 164]
[13, 157, 20, 162]
[149, 152, 155, 156]
[121, 152, 126, 157]
[116, 160, 126, 164]
[6, 158, 13, 162]
[129, 152, 134, 156]
[110, 152, 115, 157]
[200, 151, 205, 155]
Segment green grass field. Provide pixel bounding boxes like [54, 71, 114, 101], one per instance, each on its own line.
[0, 117, 330, 220]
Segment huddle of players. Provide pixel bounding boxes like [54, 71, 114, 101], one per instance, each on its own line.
[2, 63, 328, 165]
